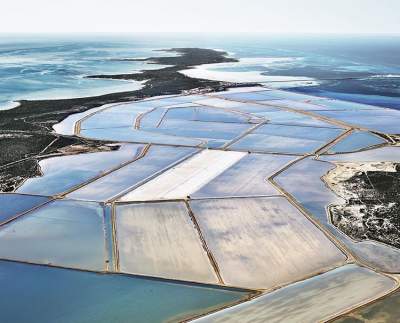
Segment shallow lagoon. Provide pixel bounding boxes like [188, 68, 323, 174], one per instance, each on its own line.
[320, 146, 400, 163]
[324, 130, 387, 154]
[162, 106, 251, 124]
[16, 144, 144, 196]
[229, 133, 324, 154]
[253, 124, 342, 141]
[80, 127, 204, 146]
[252, 108, 339, 128]
[315, 108, 400, 134]
[80, 103, 153, 130]
[194, 97, 274, 113]
[0, 193, 50, 224]
[155, 119, 252, 141]
[307, 98, 380, 111]
[0, 260, 251, 323]
[0, 200, 106, 270]
[228, 124, 343, 154]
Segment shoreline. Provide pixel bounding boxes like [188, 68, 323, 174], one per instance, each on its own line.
[0, 48, 258, 191]
[0, 78, 145, 112]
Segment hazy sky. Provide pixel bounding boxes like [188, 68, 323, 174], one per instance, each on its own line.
[2, 0, 400, 33]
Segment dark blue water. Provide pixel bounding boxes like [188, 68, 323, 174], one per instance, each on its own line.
[0, 33, 399, 110]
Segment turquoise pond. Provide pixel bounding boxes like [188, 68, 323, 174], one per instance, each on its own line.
[0, 260, 251, 323]
[0, 200, 107, 270]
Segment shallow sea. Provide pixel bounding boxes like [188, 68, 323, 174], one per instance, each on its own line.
[0, 33, 399, 110]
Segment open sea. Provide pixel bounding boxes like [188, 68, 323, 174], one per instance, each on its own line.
[0, 33, 399, 110]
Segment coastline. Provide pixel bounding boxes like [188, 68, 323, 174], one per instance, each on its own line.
[0, 48, 257, 191]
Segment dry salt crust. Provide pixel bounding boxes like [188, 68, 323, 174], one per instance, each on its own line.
[2, 86, 400, 322]
[118, 150, 247, 202]
[115, 202, 219, 284]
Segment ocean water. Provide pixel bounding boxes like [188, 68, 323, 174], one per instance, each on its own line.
[0, 34, 176, 109]
[0, 33, 399, 110]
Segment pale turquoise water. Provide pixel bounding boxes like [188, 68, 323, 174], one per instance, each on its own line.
[0, 34, 174, 109]
[0, 260, 250, 323]
[0, 200, 106, 270]
[1, 33, 399, 110]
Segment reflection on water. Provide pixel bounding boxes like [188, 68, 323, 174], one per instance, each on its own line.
[16, 144, 143, 195]
[0, 193, 49, 223]
[275, 156, 400, 273]
[325, 131, 386, 154]
[229, 125, 343, 154]
[0, 259, 250, 323]
[0, 200, 106, 270]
